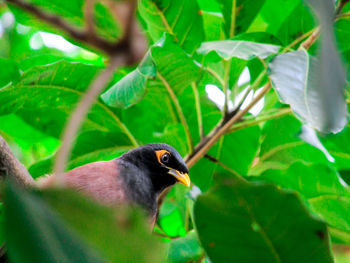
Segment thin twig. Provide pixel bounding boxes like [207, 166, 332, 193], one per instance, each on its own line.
[299, 27, 320, 50]
[227, 108, 292, 133]
[336, 11, 350, 20]
[53, 56, 128, 182]
[85, 0, 96, 39]
[204, 154, 242, 179]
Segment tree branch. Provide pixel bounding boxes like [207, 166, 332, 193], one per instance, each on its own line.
[0, 135, 34, 187]
[5, 0, 133, 55]
[185, 83, 272, 168]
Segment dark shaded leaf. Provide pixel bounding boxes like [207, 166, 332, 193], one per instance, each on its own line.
[261, 162, 350, 244]
[194, 180, 333, 263]
[216, 0, 265, 37]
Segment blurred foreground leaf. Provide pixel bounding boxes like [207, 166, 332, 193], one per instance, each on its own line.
[5, 181, 105, 263]
[5, 181, 164, 263]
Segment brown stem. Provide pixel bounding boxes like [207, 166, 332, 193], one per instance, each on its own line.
[0, 135, 34, 187]
[298, 27, 320, 50]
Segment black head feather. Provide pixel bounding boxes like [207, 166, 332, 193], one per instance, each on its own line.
[117, 143, 189, 214]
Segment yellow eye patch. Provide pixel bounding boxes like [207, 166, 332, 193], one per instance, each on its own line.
[155, 150, 170, 164]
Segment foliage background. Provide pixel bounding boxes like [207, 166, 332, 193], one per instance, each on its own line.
[1, 0, 350, 262]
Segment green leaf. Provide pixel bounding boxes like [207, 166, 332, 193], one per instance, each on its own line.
[101, 70, 148, 108]
[253, 115, 329, 175]
[216, 0, 265, 38]
[118, 35, 200, 146]
[269, 50, 347, 134]
[151, 34, 201, 94]
[5, 181, 106, 263]
[0, 58, 20, 88]
[335, 18, 350, 78]
[259, 0, 306, 35]
[102, 35, 199, 109]
[197, 40, 280, 60]
[274, 3, 315, 46]
[167, 231, 204, 263]
[0, 114, 59, 168]
[194, 179, 334, 263]
[260, 162, 350, 244]
[101, 51, 156, 109]
[39, 188, 164, 263]
[138, 0, 205, 53]
[321, 126, 350, 170]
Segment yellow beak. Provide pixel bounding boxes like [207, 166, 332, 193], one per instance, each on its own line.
[168, 169, 191, 187]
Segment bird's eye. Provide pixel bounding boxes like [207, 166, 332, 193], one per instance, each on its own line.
[161, 153, 170, 164]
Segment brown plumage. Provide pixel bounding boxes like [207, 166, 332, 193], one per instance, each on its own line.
[39, 143, 190, 223]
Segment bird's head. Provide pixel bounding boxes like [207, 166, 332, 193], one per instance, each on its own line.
[121, 143, 190, 190]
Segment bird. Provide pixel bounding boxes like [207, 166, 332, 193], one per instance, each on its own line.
[38, 143, 190, 224]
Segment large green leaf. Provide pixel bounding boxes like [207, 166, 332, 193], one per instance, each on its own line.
[138, 0, 205, 53]
[269, 49, 347, 134]
[5, 181, 106, 263]
[260, 162, 350, 244]
[194, 179, 334, 263]
[0, 60, 135, 142]
[197, 40, 280, 60]
[216, 0, 265, 38]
